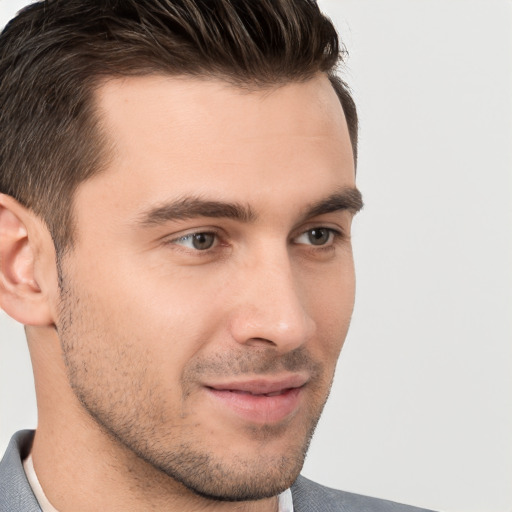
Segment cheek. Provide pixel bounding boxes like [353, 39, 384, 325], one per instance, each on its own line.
[79, 248, 226, 333]
[58, 265, 198, 399]
[303, 261, 355, 354]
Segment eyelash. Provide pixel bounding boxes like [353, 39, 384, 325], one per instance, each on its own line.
[170, 230, 223, 252]
[166, 227, 346, 253]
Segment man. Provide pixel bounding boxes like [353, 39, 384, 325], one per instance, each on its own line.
[0, 1, 434, 511]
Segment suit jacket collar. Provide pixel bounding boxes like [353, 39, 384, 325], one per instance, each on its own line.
[0, 430, 42, 512]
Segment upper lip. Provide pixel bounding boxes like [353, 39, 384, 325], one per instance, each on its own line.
[204, 374, 309, 395]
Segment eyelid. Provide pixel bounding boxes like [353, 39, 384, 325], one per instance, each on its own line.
[293, 222, 346, 240]
[164, 227, 223, 251]
[161, 223, 348, 252]
[292, 227, 342, 246]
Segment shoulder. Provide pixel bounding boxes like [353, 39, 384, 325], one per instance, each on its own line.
[0, 430, 41, 512]
[291, 475, 436, 512]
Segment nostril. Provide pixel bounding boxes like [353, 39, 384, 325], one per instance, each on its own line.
[245, 337, 276, 348]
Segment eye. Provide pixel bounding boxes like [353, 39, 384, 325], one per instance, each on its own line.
[294, 227, 336, 246]
[173, 232, 217, 250]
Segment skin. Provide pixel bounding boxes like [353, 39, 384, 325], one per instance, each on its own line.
[0, 73, 360, 512]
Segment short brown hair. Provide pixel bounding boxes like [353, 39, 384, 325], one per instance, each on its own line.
[0, 0, 358, 251]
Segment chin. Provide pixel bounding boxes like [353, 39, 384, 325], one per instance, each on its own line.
[163, 452, 304, 502]
[148, 423, 316, 502]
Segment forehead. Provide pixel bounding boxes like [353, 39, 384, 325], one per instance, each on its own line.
[78, 74, 355, 223]
[96, 73, 349, 133]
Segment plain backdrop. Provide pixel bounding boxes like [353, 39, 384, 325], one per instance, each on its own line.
[1, 1, 511, 511]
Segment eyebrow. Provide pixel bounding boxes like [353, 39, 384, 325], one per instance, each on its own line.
[137, 187, 363, 227]
[303, 187, 363, 219]
[138, 197, 255, 226]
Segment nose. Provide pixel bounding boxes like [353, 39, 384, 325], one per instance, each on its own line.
[228, 249, 316, 353]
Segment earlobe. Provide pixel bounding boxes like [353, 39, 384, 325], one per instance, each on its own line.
[0, 194, 54, 326]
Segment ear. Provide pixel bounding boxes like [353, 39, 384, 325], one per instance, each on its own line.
[0, 194, 55, 326]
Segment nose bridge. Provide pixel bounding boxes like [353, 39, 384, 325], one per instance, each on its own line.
[229, 243, 316, 350]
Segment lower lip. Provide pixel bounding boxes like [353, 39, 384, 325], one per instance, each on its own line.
[206, 387, 302, 424]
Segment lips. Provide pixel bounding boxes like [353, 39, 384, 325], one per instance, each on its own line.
[204, 375, 307, 424]
[228, 389, 287, 397]
[206, 374, 308, 394]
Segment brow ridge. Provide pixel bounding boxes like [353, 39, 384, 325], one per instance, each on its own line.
[303, 187, 363, 219]
[139, 196, 255, 226]
[138, 187, 363, 227]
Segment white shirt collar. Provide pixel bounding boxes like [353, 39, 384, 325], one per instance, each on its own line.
[23, 454, 59, 512]
[278, 488, 294, 512]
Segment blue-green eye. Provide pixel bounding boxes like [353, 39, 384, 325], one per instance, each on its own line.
[295, 228, 335, 246]
[174, 232, 217, 250]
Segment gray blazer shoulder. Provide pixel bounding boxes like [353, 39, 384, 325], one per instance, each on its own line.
[291, 475, 436, 512]
[2, 430, 435, 512]
[0, 430, 41, 512]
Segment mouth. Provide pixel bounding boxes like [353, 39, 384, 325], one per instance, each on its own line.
[222, 389, 291, 397]
[204, 375, 308, 424]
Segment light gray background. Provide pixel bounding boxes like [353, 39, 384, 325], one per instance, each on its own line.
[1, 1, 511, 511]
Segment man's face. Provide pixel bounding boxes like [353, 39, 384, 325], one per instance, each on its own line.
[56, 74, 359, 500]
